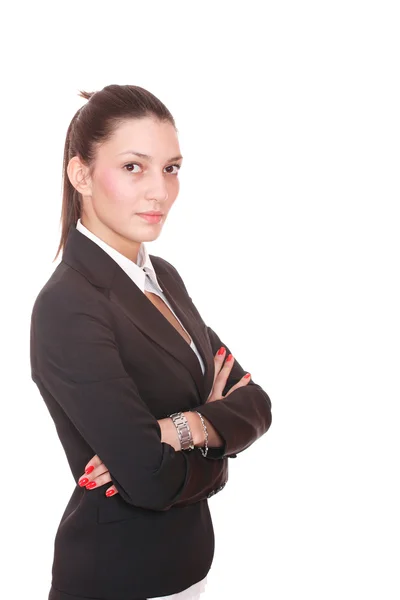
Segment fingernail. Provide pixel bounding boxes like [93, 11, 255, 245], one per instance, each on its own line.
[217, 347, 225, 355]
[226, 354, 233, 361]
[86, 481, 97, 489]
[244, 373, 251, 379]
[106, 489, 116, 497]
[79, 477, 89, 486]
[85, 465, 94, 474]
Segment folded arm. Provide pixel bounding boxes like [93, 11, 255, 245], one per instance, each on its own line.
[193, 325, 272, 459]
[163, 259, 273, 460]
[30, 285, 227, 511]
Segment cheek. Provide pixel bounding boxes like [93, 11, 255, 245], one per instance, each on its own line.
[167, 177, 180, 200]
[96, 169, 131, 203]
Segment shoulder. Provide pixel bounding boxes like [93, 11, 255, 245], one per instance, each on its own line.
[30, 261, 105, 327]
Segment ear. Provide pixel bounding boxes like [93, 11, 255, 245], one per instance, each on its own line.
[67, 156, 93, 196]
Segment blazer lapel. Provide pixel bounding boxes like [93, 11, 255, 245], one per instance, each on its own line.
[153, 268, 215, 401]
[109, 267, 212, 400]
[62, 225, 213, 403]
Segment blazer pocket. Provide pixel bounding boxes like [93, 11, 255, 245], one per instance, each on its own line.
[96, 493, 145, 524]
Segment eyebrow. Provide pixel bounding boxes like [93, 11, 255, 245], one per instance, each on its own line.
[117, 150, 183, 162]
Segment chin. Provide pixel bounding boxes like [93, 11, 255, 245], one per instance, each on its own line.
[144, 231, 162, 242]
[133, 228, 162, 243]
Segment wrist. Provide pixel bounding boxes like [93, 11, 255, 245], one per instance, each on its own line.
[193, 413, 224, 448]
[159, 417, 181, 451]
[183, 411, 205, 447]
[169, 412, 195, 451]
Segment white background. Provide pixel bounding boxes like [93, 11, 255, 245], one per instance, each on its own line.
[1, 1, 399, 598]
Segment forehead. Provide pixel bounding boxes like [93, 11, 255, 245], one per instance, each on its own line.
[99, 117, 180, 158]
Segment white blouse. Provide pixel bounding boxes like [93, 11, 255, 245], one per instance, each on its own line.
[76, 220, 208, 600]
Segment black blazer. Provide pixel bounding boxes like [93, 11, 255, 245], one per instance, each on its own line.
[30, 225, 272, 600]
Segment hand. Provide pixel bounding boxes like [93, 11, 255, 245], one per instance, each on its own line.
[78, 418, 180, 498]
[77, 454, 118, 497]
[206, 347, 251, 403]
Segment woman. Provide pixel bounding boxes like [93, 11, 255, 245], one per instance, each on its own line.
[30, 84, 272, 600]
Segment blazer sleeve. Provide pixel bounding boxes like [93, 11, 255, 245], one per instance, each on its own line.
[194, 325, 272, 459]
[164, 260, 272, 460]
[30, 285, 228, 511]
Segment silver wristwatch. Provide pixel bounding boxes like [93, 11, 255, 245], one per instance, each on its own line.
[169, 412, 195, 451]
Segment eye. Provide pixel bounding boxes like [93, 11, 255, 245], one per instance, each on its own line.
[123, 163, 181, 175]
[164, 164, 181, 175]
[123, 163, 141, 173]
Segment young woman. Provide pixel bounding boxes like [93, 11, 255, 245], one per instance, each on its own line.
[30, 84, 272, 600]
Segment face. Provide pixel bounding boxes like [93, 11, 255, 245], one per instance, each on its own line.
[68, 116, 182, 261]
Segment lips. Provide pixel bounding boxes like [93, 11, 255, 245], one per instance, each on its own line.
[137, 212, 163, 216]
[137, 213, 163, 223]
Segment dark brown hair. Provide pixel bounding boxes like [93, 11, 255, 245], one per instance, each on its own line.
[54, 84, 176, 262]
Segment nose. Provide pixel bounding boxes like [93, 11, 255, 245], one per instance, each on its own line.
[144, 171, 169, 204]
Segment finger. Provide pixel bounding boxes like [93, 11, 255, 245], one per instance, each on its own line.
[212, 354, 235, 398]
[206, 347, 227, 400]
[78, 460, 108, 487]
[207, 354, 235, 401]
[105, 486, 119, 497]
[225, 373, 251, 397]
[83, 454, 103, 475]
[212, 347, 227, 382]
[84, 470, 113, 490]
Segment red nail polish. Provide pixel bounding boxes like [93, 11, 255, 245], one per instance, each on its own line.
[86, 481, 97, 489]
[226, 354, 233, 361]
[217, 347, 225, 355]
[79, 477, 89, 486]
[244, 373, 251, 379]
[85, 465, 94, 474]
[106, 489, 116, 497]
